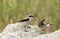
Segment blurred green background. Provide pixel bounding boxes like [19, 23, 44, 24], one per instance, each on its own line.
[0, 0, 60, 33]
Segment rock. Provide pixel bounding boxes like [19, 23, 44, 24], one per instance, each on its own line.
[0, 22, 60, 39]
[34, 29, 60, 39]
[0, 23, 39, 39]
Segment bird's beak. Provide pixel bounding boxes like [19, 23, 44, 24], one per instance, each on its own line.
[31, 16, 34, 17]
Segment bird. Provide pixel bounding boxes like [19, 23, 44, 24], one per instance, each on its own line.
[18, 15, 34, 22]
[18, 15, 34, 32]
[38, 19, 52, 27]
[37, 19, 52, 34]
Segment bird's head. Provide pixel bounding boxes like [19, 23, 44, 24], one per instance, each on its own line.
[28, 15, 34, 20]
[25, 15, 34, 20]
[46, 23, 52, 27]
[29, 15, 34, 17]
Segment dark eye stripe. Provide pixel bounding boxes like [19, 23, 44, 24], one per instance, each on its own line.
[29, 16, 33, 17]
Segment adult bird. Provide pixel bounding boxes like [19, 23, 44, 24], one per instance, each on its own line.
[19, 15, 33, 22]
[18, 15, 34, 32]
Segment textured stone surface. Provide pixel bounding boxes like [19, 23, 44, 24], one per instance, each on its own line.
[34, 29, 60, 39]
[0, 22, 60, 39]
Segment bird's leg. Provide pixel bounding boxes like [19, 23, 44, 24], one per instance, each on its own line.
[24, 25, 28, 32]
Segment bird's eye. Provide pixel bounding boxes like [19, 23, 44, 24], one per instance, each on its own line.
[29, 15, 33, 17]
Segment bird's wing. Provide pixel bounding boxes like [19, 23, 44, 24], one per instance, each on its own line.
[38, 19, 45, 27]
[19, 18, 29, 22]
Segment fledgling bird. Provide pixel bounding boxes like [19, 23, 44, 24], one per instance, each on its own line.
[38, 19, 52, 27]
